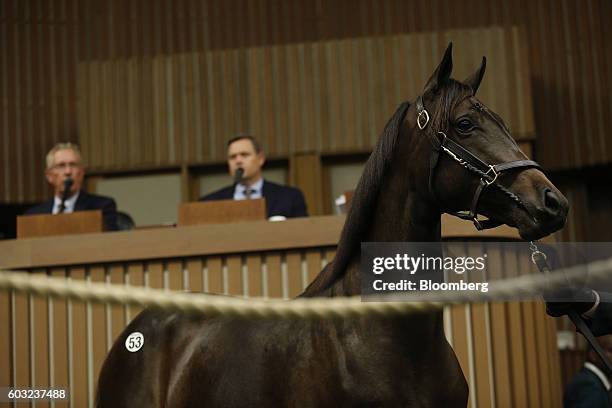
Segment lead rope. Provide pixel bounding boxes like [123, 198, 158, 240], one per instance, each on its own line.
[530, 241, 612, 372]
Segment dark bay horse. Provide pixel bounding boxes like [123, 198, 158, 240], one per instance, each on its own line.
[96, 44, 568, 407]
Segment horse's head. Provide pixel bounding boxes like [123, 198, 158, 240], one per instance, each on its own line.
[408, 43, 568, 241]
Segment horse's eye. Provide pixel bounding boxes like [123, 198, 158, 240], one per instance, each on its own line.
[455, 118, 474, 133]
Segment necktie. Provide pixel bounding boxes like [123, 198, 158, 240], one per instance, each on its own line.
[58, 201, 66, 213]
[245, 189, 254, 199]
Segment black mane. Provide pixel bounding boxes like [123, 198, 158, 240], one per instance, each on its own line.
[301, 79, 473, 297]
[301, 102, 410, 296]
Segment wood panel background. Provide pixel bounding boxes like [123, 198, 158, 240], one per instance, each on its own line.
[1, 0, 610, 204]
[75, 26, 535, 170]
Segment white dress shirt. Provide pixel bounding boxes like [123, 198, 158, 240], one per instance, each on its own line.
[233, 178, 263, 200]
[585, 362, 611, 391]
[52, 191, 80, 214]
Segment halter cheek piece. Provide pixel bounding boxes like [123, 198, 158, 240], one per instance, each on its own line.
[416, 95, 541, 230]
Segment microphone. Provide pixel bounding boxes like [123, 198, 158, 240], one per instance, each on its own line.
[59, 178, 73, 213]
[234, 168, 244, 184]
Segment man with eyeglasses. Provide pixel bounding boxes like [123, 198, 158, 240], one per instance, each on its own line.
[24, 142, 119, 231]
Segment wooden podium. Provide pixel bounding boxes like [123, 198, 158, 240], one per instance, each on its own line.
[178, 198, 267, 226]
[17, 210, 104, 238]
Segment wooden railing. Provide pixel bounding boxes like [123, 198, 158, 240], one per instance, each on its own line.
[0, 215, 562, 407]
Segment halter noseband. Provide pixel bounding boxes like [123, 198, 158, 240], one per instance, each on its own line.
[416, 95, 541, 230]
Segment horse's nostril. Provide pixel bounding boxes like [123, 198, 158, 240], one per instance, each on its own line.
[543, 188, 560, 212]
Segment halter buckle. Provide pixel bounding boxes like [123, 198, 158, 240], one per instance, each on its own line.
[484, 165, 499, 186]
[417, 110, 430, 130]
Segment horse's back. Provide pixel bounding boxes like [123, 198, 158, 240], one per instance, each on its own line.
[95, 307, 203, 407]
[97, 308, 467, 408]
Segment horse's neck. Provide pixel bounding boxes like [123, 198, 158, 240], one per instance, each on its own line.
[328, 189, 441, 296]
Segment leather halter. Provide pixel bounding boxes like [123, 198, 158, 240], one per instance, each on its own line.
[416, 95, 541, 230]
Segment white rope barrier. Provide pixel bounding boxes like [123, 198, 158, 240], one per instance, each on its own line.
[0, 256, 610, 319]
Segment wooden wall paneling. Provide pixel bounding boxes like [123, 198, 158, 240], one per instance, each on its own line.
[576, 0, 597, 165]
[471, 302, 493, 407]
[486, 247, 513, 407]
[236, 48, 249, 140]
[108, 264, 126, 342]
[186, 257, 204, 293]
[290, 152, 323, 216]
[206, 256, 223, 294]
[89, 265, 108, 395]
[31, 270, 50, 408]
[0, 274, 10, 389]
[226, 255, 243, 297]
[313, 42, 327, 154]
[176, 34, 189, 164]
[141, 56, 154, 164]
[70, 266, 89, 407]
[12, 274, 30, 389]
[450, 304, 471, 401]
[382, 36, 399, 128]
[265, 252, 283, 298]
[6, 9, 18, 202]
[22, 6, 35, 202]
[466, 241, 494, 407]
[262, 46, 277, 155]
[300, 43, 315, 152]
[285, 42, 299, 152]
[547, 317, 563, 407]
[285, 250, 302, 298]
[324, 40, 340, 152]
[167, 259, 183, 291]
[504, 251, 529, 407]
[273, 45, 289, 155]
[147, 260, 164, 290]
[515, 26, 535, 140]
[304, 249, 323, 289]
[246, 254, 263, 298]
[126, 263, 145, 321]
[534, 300, 554, 408]
[562, 0, 584, 168]
[50, 267, 69, 404]
[5, 2, 612, 203]
[0, 5, 7, 202]
[247, 47, 263, 149]
[222, 50, 235, 150]
[522, 300, 542, 407]
[206, 50, 221, 159]
[367, 37, 384, 148]
[597, 0, 612, 163]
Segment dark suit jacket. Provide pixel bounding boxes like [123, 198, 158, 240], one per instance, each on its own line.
[200, 180, 308, 218]
[25, 191, 119, 231]
[563, 366, 611, 408]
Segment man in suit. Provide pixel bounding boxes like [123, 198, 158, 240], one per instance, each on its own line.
[25, 142, 119, 231]
[564, 334, 612, 407]
[200, 135, 308, 218]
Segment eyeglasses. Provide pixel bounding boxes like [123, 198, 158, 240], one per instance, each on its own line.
[51, 162, 82, 171]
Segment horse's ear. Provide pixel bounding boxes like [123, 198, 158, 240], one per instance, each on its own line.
[423, 42, 453, 94]
[464, 57, 487, 95]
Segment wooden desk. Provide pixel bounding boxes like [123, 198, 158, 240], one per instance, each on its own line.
[16, 210, 103, 238]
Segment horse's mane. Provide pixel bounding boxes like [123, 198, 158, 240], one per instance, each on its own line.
[301, 101, 411, 297]
[300, 80, 473, 297]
